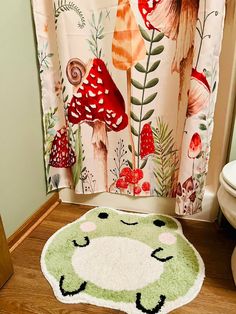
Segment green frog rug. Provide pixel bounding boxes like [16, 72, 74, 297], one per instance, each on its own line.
[41, 207, 205, 313]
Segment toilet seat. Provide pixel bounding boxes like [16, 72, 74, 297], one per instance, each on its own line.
[219, 173, 236, 198]
[222, 160, 236, 194]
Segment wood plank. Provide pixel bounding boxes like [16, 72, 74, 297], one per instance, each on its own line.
[7, 193, 60, 252]
[0, 203, 235, 314]
[0, 216, 13, 288]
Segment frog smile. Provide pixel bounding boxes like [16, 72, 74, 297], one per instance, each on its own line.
[72, 236, 90, 248]
[120, 220, 138, 226]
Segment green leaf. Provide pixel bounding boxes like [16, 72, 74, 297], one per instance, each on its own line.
[142, 109, 154, 121]
[212, 81, 217, 92]
[127, 160, 133, 169]
[150, 46, 164, 55]
[135, 63, 146, 73]
[131, 96, 141, 105]
[98, 11, 103, 24]
[199, 123, 207, 131]
[153, 32, 164, 42]
[131, 111, 140, 122]
[72, 127, 83, 185]
[128, 145, 138, 156]
[64, 95, 69, 102]
[145, 78, 159, 88]
[199, 114, 207, 120]
[140, 159, 147, 169]
[131, 126, 139, 136]
[139, 25, 151, 41]
[131, 79, 144, 89]
[148, 61, 161, 73]
[143, 93, 157, 105]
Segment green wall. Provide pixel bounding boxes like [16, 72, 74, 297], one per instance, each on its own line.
[0, 0, 50, 237]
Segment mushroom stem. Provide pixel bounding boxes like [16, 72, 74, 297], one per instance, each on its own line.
[91, 120, 108, 191]
[127, 68, 136, 169]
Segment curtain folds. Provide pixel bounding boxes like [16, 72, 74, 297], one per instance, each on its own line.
[32, 0, 225, 215]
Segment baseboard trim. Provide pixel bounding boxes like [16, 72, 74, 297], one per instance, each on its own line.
[8, 193, 60, 253]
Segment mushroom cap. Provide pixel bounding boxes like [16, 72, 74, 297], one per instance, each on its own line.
[112, 0, 146, 70]
[68, 58, 128, 132]
[116, 178, 129, 189]
[140, 123, 155, 159]
[134, 185, 142, 195]
[119, 167, 143, 184]
[182, 177, 194, 192]
[138, 0, 160, 30]
[187, 69, 211, 117]
[142, 181, 151, 192]
[139, 0, 180, 38]
[49, 127, 76, 168]
[188, 133, 202, 159]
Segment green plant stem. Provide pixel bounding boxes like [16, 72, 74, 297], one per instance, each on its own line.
[137, 29, 155, 168]
[195, 0, 206, 69]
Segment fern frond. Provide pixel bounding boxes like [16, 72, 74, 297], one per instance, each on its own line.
[152, 117, 179, 197]
[54, 1, 86, 29]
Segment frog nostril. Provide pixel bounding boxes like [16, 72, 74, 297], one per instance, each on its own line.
[98, 212, 109, 219]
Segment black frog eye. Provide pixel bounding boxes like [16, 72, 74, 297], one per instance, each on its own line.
[98, 212, 109, 219]
[153, 219, 165, 227]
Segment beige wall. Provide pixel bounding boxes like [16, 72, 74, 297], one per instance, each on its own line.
[230, 115, 236, 161]
[0, 0, 50, 237]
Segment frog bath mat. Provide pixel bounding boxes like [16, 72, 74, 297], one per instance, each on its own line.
[41, 207, 205, 313]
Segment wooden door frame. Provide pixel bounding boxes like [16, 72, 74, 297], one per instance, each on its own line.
[0, 216, 13, 288]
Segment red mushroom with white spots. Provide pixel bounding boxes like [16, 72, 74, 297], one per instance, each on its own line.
[140, 123, 155, 195]
[49, 126, 76, 187]
[67, 58, 128, 190]
[140, 123, 155, 159]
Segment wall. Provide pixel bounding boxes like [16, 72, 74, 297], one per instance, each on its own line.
[60, 0, 236, 222]
[229, 115, 236, 161]
[0, 0, 50, 237]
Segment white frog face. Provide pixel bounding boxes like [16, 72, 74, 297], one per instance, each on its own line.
[42, 207, 204, 313]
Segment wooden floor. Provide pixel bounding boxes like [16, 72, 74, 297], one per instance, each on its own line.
[0, 203, 236, 314]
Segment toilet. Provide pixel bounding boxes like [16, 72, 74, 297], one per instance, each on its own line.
[217, 160, 236, 285]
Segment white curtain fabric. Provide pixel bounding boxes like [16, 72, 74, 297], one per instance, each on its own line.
[32, 0, 225, 215]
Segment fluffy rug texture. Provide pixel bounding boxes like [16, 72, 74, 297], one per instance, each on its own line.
[41, 207, 205, 313]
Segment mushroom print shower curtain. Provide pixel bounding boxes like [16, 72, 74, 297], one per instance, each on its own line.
[32, 0, 225, 215]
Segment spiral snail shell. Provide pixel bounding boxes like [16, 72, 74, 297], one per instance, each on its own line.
[66, 58, 86, 86]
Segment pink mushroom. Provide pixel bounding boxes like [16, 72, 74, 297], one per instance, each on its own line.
[67, 58, 128, 190]
[187, 69, 211, 117]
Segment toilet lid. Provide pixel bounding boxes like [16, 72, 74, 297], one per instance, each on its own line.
[222, 160, 236, 190]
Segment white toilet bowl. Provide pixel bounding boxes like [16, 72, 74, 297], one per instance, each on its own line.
[217, 160, 236, 285]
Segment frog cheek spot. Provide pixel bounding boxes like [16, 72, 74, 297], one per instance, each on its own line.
[80, 221, 97, 232]
[158, 232, 177, 245]
[153, 219, 166, 227]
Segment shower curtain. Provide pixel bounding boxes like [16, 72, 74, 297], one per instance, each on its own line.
[32, 0, 225, 215]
